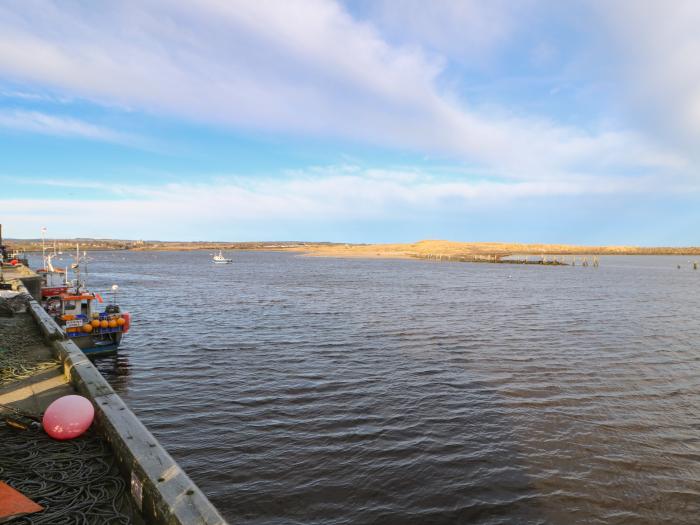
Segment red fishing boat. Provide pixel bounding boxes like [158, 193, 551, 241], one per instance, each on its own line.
[38, 238, 131, 356]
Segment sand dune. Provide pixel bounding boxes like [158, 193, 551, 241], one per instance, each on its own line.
[292, 240, 700, 260]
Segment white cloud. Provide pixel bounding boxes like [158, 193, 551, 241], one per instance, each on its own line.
[0, 0, 682, 180]
[593, 1, 700, 152]
[4, 166, 694, 230]
[0, 109, 142, 146]
[350, 0, 528, 65]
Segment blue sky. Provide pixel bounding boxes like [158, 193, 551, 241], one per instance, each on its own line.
[0, 0, 698, 244]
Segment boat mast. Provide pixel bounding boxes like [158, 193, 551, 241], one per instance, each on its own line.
[41, 226, 47, 270]
[74, 243, 81, 291]
[84, 250, 89, 288]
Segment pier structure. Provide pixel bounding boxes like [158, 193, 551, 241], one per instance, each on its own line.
[414, 252, 569, 265]
[0, 264, 227, 524]
[410, 251, 610, 267]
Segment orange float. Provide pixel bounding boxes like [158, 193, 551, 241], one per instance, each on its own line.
[108, 319, 117, 328]
[116, 317, 125, 326]
[91, 319, 100, 328]
[82, 324, 93, 333]
[100, 320, 109, 328]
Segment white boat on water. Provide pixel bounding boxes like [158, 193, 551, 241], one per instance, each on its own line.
[212, 250, 233, 264]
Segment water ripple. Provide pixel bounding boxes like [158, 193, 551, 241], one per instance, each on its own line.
[75, 251, 700, 524]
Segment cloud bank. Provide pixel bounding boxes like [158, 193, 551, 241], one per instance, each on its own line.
[0, 109, 138, 145]
[0, 0, 683, 181]
[3, 165, 695, 240]
[1, 1, 699, 243]
[594, 0, 700, 151]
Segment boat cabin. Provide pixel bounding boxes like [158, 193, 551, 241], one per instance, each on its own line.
[61, 293, 100, 320]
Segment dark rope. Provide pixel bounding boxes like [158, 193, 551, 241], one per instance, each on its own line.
[0, 424, 138, 524]
[0, 314, 57, 386]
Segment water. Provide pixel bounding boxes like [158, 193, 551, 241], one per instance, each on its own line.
[51, 251, 700, 523]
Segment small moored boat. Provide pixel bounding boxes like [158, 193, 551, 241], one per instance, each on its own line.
[37, 238, 131, 357]
[212, 250, 233, 264]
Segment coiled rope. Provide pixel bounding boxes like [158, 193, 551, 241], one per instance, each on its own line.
[0, 314, 57, 386]
[0, 426, 137, 524]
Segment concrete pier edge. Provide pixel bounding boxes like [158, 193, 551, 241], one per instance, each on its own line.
[20, 284, 228, 525]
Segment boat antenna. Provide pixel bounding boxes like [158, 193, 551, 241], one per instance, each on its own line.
[111, 284, 119, 305]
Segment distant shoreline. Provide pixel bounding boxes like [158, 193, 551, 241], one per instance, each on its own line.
[7, 239, 700, 259]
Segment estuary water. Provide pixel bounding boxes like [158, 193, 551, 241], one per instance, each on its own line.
[63, 251, 700, 524]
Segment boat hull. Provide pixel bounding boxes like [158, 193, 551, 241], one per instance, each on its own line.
[68, 332, 123, 357]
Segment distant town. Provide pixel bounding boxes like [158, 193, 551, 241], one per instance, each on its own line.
[5, 239, 343, 252]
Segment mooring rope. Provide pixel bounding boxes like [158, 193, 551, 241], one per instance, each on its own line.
[0, 425, 137, 524]
[0, 314, 58, 386]
[0, 345, 58, 385]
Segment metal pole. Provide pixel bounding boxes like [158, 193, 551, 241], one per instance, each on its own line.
[41, 226, 47, 269]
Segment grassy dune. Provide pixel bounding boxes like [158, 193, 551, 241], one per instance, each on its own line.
[291, 240, 700, 260]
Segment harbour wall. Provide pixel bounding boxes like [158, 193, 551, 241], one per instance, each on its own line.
[16, 277, 228, 525]
[4, 263, 43, 300]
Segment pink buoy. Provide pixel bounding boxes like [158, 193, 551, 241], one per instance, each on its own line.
[42, 395, 95, 440]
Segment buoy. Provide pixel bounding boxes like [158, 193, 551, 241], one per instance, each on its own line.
[108, 319, 117, 328]
[122, 312, 131, 333]
[116, 317, 125, 326]
[82, 323, 93, 333]
[91, 319, 100, 328]
[100, 320, 109, 328]
[42, 395, 94, 440]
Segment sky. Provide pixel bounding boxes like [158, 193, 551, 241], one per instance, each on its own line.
[0, 0, 699, 244]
